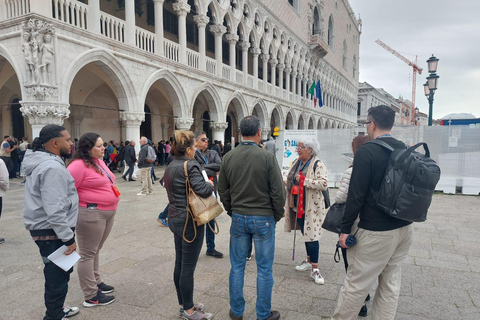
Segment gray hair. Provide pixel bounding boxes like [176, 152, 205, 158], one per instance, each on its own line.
[194, 131, 206, 140]
[240, 116, 261, 136]
[140, 136, 148, 144]
[298, 137, 320, 157]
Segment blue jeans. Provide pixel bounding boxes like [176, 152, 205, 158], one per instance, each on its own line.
[158, 204, 169, 220]
[35, 239, 73, 320]
[297, 217, 319, 263]
[229, 213, 276, 320]
[205, 219, 216, 251]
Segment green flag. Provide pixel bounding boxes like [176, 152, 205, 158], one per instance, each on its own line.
[308, 81, 316, 96]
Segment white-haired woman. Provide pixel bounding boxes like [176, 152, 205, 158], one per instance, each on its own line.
[284, 138, 329, 285]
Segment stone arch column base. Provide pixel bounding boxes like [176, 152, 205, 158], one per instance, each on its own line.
[20, 101, 70, 138]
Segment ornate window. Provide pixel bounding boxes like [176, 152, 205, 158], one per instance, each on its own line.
[328, 15, 334, 48]
[342, 40, 347, 69]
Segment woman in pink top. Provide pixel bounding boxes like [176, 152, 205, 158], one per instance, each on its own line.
[67, 132, 119, 308]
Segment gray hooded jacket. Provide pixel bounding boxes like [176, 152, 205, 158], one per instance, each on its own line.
[23, 149, 79, 244]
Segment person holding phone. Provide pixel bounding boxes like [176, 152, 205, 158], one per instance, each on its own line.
[67, 132, 119, 308]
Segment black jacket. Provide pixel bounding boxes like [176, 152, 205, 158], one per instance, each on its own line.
[194, 149, 221, 192]
[123, 145, 136, 163]
[164, 156, 213, 222]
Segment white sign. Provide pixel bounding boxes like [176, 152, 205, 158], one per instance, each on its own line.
[448, 136, 458, 148]
[281, 130, 317, 177]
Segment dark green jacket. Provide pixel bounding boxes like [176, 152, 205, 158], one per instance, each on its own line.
[218, 140, 286, 222]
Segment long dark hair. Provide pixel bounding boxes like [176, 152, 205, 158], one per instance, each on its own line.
[31, 124, 65, 151]
[68, 132, 102, 173]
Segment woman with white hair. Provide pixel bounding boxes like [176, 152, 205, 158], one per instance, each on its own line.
[284, 137, 329, 285]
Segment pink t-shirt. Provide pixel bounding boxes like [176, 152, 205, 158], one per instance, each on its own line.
[165, 144, 171, 153]
[67, 158, 120, 210]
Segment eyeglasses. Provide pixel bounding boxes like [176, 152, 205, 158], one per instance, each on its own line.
[201, 138, 209, 142]
[296, 146, 306, 150]
[363, 121, 374, 127]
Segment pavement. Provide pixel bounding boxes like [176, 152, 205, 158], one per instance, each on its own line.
[1, 166, 479, 320]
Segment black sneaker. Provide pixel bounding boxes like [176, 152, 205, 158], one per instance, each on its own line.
[83, 291, 115, 307]
[206, 249, 223, 258]
[97, 282, 114, 294]
[0, 238, 4, 244]
[358, 304, 368, 317]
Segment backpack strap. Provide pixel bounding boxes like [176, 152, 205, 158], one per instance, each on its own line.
[367, 139, 395, 152]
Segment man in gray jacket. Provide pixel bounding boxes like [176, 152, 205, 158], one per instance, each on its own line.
[137, 136, 153, 195]
[23, 124, 79, 320]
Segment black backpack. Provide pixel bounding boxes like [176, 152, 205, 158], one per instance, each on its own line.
[369, 140, 441, 222]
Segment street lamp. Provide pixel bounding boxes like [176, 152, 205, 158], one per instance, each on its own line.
[425, 55, 439, 126]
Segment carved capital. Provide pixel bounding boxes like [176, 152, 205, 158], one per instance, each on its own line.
[173, 2, 190, 16]
[240, 41, 251, 51]
[210, 122, 229, 131]
[261, 54, 270, 62]
[225, 33, 239, 44]
[24, 84, 58, 101]
[269, 59, 278, 67]
[193, 14, 209, 27]
[174, 117, 194, 130]
[277, 63, 285, 71]
[20, 101, 69, 126]
[120, 111, 145, 127]
[250, 47, 262, 56]
[153, 0, 165, 3]
[261, 128, 271, 136]
[284, 67, 292, 74]
[209, 24, 227, 36]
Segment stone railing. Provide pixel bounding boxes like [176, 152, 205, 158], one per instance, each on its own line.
[52, 0, 88, 29]
[206, 56, 216, 75]
[222, 65, 230, 80]
[135, 27, 155, 53]
[163, 38, 179, 62]
[186, 48, 199, 69]
[100, 12, 125, 42]
[4, 0, 30, 19]
[236, 70, 243, 84]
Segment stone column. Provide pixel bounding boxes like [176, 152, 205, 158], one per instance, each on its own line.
[261, 54, 270, 91]
[173, 1, 190, 65]
[251, 47, 261, 89]
[153, 0, 165, 56]
[278, 63, 285, 90]
[291, 70, 297, 95]
[87, 0, 100, 33]
[297, 74, 302, 96]
[125, 0, 136, 45]
[285, 67, 291, 93]
[19, 102, 70, 138]
[120, 111, 145, 153]
[270, 59, 278, 87]
[210, 24, 227, 77]
[210, 122, 228, 144]
[261, 128, 270, 140]
[240, 41, 250, 85]
[194, 14, 209, 71]
[174, 117, 194, 131]
[225, 34, 239, 81]
[303, 77, 308, 98]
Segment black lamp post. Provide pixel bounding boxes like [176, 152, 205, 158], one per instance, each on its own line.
[425, 55, 439, 126]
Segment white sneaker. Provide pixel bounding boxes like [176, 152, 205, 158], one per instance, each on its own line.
[295, 260, 312, 271]
[137, 192, 147, 196]
[311, 268, 325, 285]
[63, 305, 79, 317]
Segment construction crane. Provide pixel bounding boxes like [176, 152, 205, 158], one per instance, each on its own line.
[375, 39, 422, 125]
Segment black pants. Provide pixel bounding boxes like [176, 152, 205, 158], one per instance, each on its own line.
[35, 239, 73, 320]
[0, 197, 2, 217]
[0, 157, 13, 178]
[169, 217, 204, 310]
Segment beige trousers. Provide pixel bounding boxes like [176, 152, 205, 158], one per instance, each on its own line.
[76, 206, 116, 299]
[331, 224, 414, 320]
[139, 167, 153, 194]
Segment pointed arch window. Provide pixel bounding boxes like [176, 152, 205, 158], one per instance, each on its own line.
[328, 15, 334, 48]
[342, 40, 347, 69]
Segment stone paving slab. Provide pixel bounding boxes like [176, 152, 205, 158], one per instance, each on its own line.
[1, 167, 479, 320]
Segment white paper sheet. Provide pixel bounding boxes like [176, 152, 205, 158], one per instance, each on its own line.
[47, 245, 80, 272]
[201, 170, 216, 197]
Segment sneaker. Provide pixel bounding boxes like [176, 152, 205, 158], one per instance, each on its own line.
[83, 291, 115, 307]
[179, 303, 205, 316]
[0, 238, 4, 244]
[137, 192, 147, 196]
[358, 304, 368, 317]
[295, 260, 312, 271]
[63, 305, 79, 317]
[122, 175, 127, 181]
[97, 282, 114, 294]
[158, 218, 168, 227]
[147, 192, 153, 195]
[206, 249, 223, 258]
[229, 309, 243, 320]
[182, 310, 213, 320]
[256, 310, 280, 320]
[311, 268, 325, 285]
[246, 246, 253, 261]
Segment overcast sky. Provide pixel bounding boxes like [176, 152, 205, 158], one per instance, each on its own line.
[348, 0, 479, 119]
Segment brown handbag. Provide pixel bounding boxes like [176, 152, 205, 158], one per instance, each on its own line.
[183, 161, 223, 243]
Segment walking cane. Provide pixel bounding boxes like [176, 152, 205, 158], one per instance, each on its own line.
[292, 215, 297, 261]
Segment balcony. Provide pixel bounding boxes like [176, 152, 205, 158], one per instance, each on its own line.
[308, 34, 329, 58]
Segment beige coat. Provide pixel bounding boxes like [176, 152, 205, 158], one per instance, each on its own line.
[284, 157, 329, 242]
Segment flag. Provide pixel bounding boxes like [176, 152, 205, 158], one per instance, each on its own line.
[308, 81, 317, 107]
[316, 80, 323, 107]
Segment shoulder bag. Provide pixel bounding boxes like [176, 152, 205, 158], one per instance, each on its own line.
[321, 202, 345, 234]
[183, 161, 223, 243]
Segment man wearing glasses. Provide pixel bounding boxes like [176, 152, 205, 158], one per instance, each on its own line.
[194, 131, 223, 258]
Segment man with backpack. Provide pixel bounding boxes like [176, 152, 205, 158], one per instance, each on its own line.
[331, 105, 414, 320]
[137, 137, 154, 196]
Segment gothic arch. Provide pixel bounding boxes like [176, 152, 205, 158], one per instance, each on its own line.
[251, 98, 269, 129]
[270, 104, 285, 129]
[61, 48, 137, 112]
[190, 82, 224, 122]
[140, 69, 188, 118]
[225, 91, 248, 123]
[0, 43, 25, 97]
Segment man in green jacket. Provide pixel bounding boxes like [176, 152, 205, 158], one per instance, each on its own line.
[218, 115, 285, 320]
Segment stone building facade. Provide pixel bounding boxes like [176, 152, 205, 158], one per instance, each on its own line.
[0, 0, 360, 146]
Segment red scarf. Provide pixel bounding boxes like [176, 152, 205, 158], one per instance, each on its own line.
[297, 171, 306, 218]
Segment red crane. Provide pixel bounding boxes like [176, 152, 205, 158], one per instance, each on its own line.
[375, 39, 423, 125]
